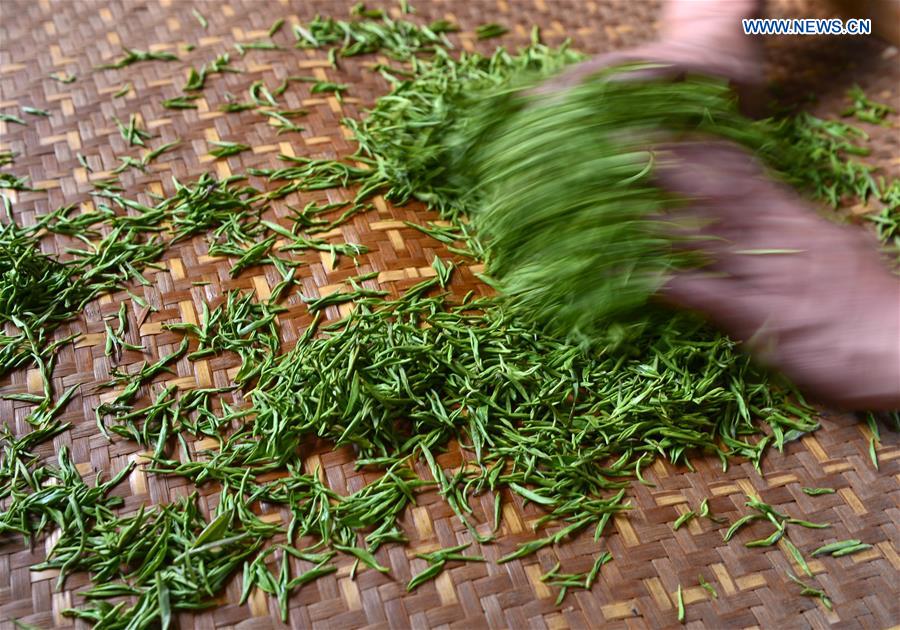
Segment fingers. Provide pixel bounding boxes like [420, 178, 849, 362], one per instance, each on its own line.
[530, 48, 684, 98]
[653, 141, 768, 201]
[659, 270, 745, 323]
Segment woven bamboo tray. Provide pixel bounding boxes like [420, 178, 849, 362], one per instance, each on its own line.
[1, 1, 898, 628]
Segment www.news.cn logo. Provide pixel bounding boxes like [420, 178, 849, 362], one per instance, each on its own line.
[742, 18, 872, 36]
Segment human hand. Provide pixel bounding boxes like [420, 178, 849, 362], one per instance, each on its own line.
[537, 0, 765, 111]
[656, 142, 900, 410]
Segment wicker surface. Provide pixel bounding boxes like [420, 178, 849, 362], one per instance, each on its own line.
[1, 1, 899, 628]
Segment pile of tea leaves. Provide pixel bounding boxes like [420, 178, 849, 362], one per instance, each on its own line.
[1, 5, 897, 629]
[446, 70, 781, 338]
